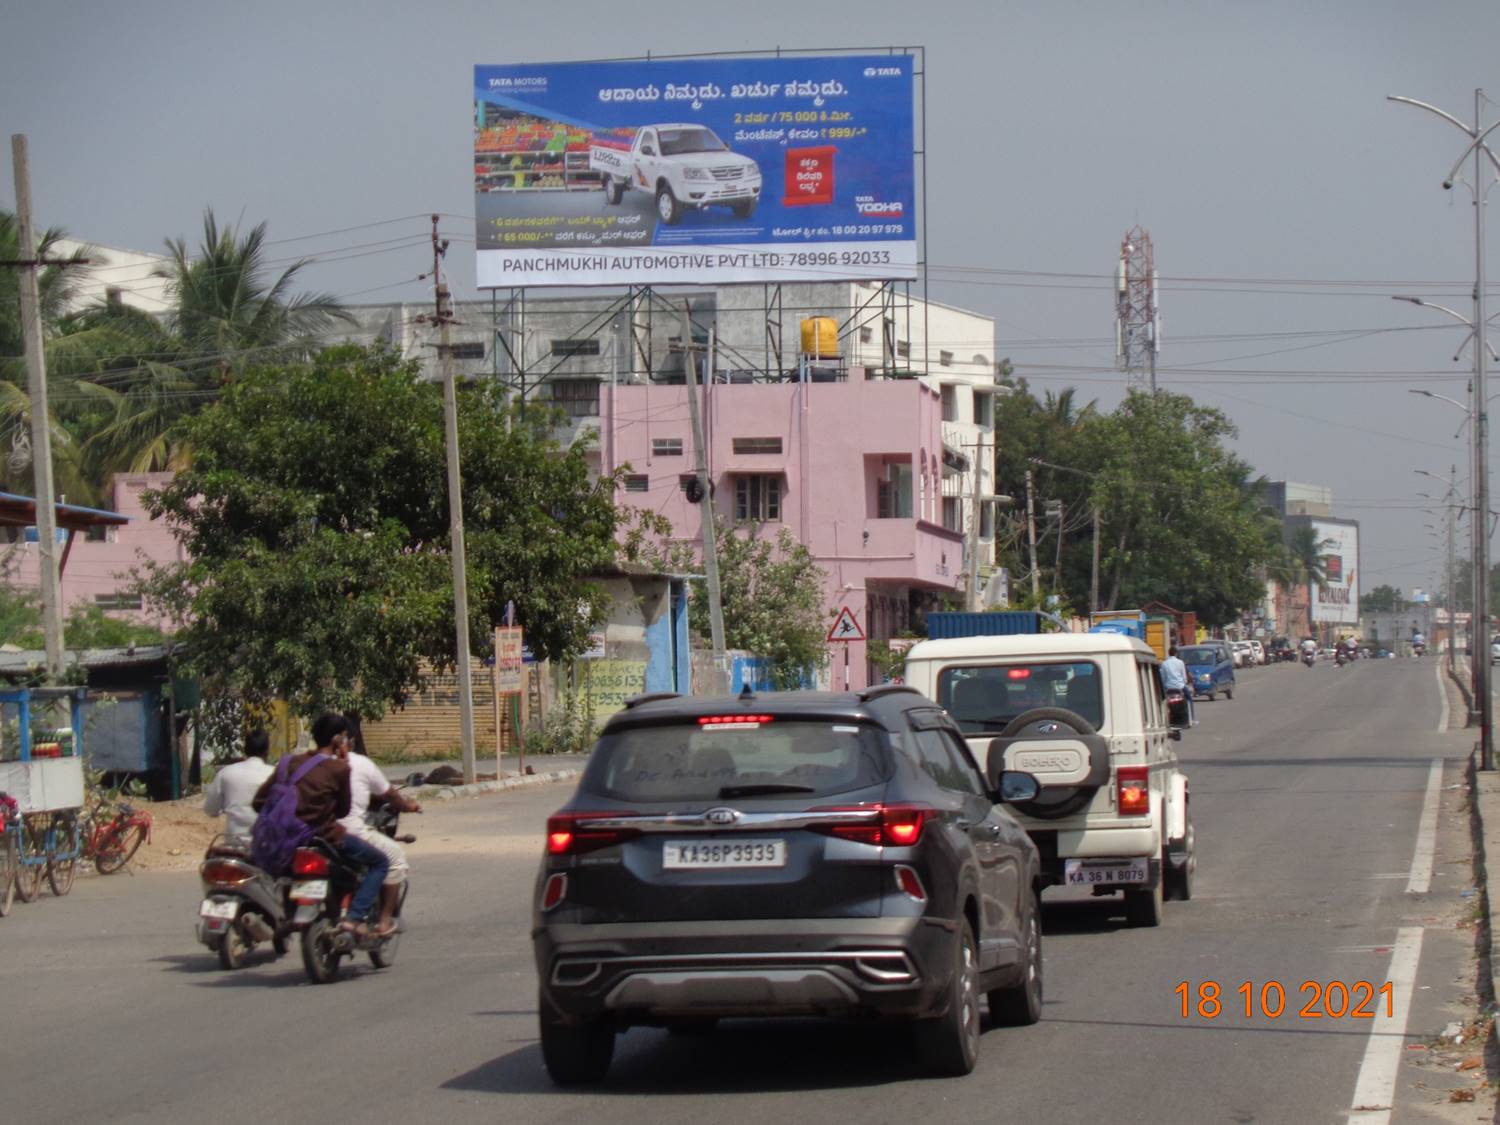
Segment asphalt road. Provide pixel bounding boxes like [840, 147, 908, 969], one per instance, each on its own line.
[0, 657, 1484, 1125]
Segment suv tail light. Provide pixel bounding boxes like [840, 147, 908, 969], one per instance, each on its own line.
[291, 848, 330, 877]
[546, 811, 642, 855]
[1117, 766, 1150, 816]
[809, 804, 930, 847]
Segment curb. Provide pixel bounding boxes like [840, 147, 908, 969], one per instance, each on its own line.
[1448, 658, 1476, 724]
[412, 768, 581, 802]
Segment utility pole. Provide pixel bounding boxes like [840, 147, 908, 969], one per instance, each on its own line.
[1448, 466, 1458, 677]
[1091, 507, 1101, 615]
[681, 303, 727, 692]
[966, 436, 985, 611]
[423, 215, 477, 783]
[9, 135, 69, 681]
[1025, 469, 1040, 600]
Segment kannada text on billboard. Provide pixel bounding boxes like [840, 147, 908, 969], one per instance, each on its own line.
[473, 55, 918, 288]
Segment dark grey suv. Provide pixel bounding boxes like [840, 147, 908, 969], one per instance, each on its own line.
[532, 685, 1045, 1083]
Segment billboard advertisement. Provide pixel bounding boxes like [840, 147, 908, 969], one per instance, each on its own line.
[1310, 519, 1359, 626]
[473, 55, 917, 288]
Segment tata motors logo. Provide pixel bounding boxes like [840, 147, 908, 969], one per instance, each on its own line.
[863, 66, 903, 77]
[854, 194, 904, 216]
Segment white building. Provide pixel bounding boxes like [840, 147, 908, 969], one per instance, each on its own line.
[51, 239, 173, 315]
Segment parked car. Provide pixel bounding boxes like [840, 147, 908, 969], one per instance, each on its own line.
[1491, 637, 1499, 665]
[905, 631, 1195, 931]
[1248, 640, 1266, 666]
[533, 686, 1046, 1083]
[1180, 642, 1236, 701]
[1229, 641, 1251, 668]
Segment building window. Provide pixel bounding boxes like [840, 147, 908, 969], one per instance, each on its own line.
[548, 379, 600, 417]
[859, 326, 874, 345]
[939, 350, 954, 367]
[896, 340, 911, 358]
[876, 463, 913, 519]
[84, 524, 111, 543]
[973, 389, 993, 428]
[940, 384, 958, 422]
[551, 338, 601, 357]
[623, 474, 649, 493]
[93, 592, 142, 611]
[732, 437, 783, 455]
[734, 475, 782, 522]
[942, 496, 961, 533]
[652, 437, 683, 456]
[442, 341, 485, 360]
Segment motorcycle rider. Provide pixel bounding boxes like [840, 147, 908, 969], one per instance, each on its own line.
[1300, 636, 1318, 662]
[1160, 645, 1193, 725]
[252, 713, 389, 937]
[202, 730, 273, 840]
[336, 716, 420, 939]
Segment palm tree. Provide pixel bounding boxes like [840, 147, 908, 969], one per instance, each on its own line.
[76, 209, 354, 482]
[1285, 525, 1336, 638]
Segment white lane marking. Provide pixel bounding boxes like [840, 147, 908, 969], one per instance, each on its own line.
[1406, 759, 1443, 894]
[1436, 658, 1449, 732]
[1347, 927, 1425, 1124]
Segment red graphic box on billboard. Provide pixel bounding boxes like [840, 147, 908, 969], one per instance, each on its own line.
[784, 146, 836, 207]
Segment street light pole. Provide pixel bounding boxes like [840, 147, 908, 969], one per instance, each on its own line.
[1391, 89, 1500, 768]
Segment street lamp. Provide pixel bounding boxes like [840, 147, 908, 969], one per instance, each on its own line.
[1390, 89, 1499, 768]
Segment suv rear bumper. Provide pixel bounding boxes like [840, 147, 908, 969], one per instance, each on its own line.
[1029, 827, 1164, 888]
[535, 916, 954, 1024]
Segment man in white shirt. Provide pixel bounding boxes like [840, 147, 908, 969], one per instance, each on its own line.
[1160, 645, 1193, 724]
[336, 720, 421, 937]
[203, 731, 275, 840]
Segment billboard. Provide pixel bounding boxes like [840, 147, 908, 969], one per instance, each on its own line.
[1311, 519, 1359, 626]
[473, 55, 917, 288]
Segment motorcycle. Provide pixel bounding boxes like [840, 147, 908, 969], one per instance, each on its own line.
[196, 837, 293, 969]
[291, 793, 416, 984]
[1164, 688, 1192, 728]
[1302, 651, 1316, 668]
[1413, 642, 1426, 658]
[1334, 649, 1348, 667]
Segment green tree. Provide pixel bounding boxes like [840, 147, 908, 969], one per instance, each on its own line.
[137, 343, 623, 718]
[1067, 390, 1276, 625]
[72, 210, 354, 485]
[1359, 584, 1407, 613]
[671, 523, 828, 689]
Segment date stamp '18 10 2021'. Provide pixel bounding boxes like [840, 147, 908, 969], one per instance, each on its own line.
[1175, 981, 1396, 1020]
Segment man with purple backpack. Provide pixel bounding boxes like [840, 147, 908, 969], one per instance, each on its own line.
[251, 714, 391, 936]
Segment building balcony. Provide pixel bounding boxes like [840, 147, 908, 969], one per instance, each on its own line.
[856, 518, 966, 590]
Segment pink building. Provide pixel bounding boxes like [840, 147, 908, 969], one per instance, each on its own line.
[9, 472, 183, 627]
[599, 368, 967, 689]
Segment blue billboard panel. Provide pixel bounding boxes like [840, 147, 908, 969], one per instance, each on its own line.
[474, 55, 917, 288]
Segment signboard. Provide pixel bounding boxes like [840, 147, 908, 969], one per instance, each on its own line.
[1310, 519, 1359, 626]
[473, 55, 917, 288]
[578, 659, 648, 718]
[495, 626, 524, 692]
[827, 606, 865, 642]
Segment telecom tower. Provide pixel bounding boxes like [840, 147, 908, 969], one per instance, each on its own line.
[1115, 227, 1160, 392]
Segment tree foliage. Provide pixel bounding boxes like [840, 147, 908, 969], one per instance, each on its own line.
[667, 522, 829, 689]
[138, 343, 624, 718]
[992, 383, 1281, 626]
[1359, 584, 1407, 614]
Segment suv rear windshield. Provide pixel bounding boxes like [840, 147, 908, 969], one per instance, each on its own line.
[1179, 646, 1220, 665]
[937, 662, 1105, 734]
[582, 719, 893, 803]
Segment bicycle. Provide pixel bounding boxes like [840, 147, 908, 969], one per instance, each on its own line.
[82, 796, 153, 875]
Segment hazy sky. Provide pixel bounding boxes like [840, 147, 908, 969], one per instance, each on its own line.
[5, 0, 1500, 594]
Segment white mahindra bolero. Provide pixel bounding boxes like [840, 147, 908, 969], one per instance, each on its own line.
[903, 632, 1194, 926]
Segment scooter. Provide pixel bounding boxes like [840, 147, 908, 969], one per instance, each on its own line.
[291, 797, 416, 984]
[1165, 688, 1193, 728]
[1334, 649, 1348, 667]
[1302, 651, 1316, 668]
[196, 837, 293, 969]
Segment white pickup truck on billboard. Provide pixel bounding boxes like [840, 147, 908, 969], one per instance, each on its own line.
[592, 124, 762, 224]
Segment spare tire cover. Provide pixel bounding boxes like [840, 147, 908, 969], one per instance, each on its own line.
[998, 706, 1104, 820]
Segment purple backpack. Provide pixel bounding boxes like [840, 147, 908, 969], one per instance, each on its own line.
[250, 754, 325, 874]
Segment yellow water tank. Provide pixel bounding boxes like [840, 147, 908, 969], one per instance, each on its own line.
[800, 317, 840, 359]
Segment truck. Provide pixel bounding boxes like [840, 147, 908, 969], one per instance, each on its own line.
[592, 124, 762, 225]
[1087, 610, 1170, 661]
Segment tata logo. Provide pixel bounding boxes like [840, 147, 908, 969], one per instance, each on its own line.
[704, 807, 740, 826]
[863, 66, 904, 77]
